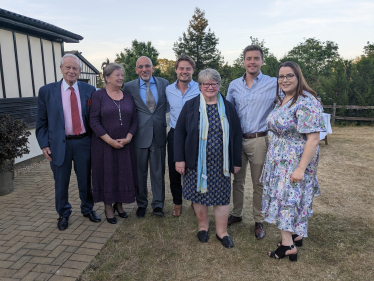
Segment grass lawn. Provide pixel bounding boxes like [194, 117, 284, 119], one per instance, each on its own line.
[79, 126, 374, 281]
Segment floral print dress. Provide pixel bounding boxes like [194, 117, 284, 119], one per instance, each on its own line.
[260, 92, 326, 237]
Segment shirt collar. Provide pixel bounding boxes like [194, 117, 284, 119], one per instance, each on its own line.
[174, 79, 197, 90]
[62, 79, 78, 92]
[242, 71, 263, 84]
[139, 76, 155, 86]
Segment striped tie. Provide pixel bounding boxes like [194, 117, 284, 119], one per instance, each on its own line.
[69, 86, 82, 135]
[146, 82, 156, 112]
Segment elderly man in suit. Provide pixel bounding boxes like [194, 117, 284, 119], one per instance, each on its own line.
[123, 56, 169, 218]
[36, 54, 101, 231]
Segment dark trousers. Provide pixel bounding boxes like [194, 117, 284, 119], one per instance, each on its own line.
[167, 128, 183, 205]
[135, 138, 166, 209]
[50, 136, 94, 217]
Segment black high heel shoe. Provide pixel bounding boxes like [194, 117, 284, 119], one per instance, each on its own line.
[105, 207, 117, 224]
[278, 234, 303, 247]
[113, 202, 128, 218]
[268, 244, 297, 262]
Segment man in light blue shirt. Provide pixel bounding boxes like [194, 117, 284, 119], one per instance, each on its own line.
[166, 55, 200, 217]
[226, 45, 277, 239]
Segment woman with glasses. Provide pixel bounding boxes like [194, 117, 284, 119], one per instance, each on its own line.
[261, 61, 326, 261]
[174, 68, 242, 248]
[90, 62, 138, 224]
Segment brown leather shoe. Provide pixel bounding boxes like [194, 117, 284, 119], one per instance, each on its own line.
[227, 215, 242, 226]
[172, 204, 182, 217]
[255, 222, 266, 239]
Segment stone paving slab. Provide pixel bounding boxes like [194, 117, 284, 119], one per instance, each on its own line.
[0, 163, 136, 280]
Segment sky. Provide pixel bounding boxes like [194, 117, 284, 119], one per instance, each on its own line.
[2, 0, 373, 71]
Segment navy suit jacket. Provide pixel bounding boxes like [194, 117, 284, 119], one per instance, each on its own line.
[36, 79, 96, 167]
[174, 95, 242, 173]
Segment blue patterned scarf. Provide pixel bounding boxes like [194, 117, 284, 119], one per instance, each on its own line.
[197, 93, 230, 193]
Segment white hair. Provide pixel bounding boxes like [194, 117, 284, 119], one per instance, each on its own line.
[60, 54, 82, 69]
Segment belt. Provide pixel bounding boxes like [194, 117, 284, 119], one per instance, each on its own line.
[242, 131, 267, 139]
[66, 133, 88, 140]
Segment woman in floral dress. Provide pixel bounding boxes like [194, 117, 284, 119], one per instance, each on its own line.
[261, 61, 326, 261]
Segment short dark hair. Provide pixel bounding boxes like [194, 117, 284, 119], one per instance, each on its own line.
[175, 55, 196, 70]
[243, 45, 264, 60]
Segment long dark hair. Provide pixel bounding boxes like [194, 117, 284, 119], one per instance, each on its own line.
[276, 61, 320, 107]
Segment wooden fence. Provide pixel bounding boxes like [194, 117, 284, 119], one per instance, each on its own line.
[323, 103, 374, 124]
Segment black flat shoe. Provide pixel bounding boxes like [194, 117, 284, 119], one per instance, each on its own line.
[268, 244, 297, 262]
[83, 210, 101, 222]
[216, 234, 234, 248]
[197, 230, 209, 243]
[278, 234, 303, 247]
[105, 210, 117, 224]
[57, 217, 69, 231]
[113, 202, 128, 218]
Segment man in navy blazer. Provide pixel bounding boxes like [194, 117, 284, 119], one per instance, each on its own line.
[36, 54, 101, 230]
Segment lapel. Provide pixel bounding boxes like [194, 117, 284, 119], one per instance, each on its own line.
[133, 78, 152, 113]
[52, 79, 65, 127]
[77, 81, 87, 117]
[153, 76, 162, 112]
[193, 95, 200, 130]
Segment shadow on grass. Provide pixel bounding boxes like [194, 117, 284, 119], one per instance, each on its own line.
[79, 203, 374, 281]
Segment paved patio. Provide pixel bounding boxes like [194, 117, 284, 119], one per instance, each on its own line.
[0, 162, 136, 280]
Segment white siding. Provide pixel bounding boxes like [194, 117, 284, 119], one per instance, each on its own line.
[15, 33, 33, 97]
[0, 29, 19, 98]
[29, 36, 45, 95]
[54, 42, 63, 81]
[14, 128, 42, 164]
[42, 40, 55, 84]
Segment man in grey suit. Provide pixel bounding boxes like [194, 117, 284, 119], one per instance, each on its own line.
[123, 56, 169, 217]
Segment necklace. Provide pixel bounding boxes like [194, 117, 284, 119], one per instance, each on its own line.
[112, 99, 122, 125]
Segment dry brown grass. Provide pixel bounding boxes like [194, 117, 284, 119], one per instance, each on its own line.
[79, 126, 374, 281]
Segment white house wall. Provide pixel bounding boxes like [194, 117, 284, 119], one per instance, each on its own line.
[15, 33, 33, 97]
[54, 42, 63, 81]
[42, 40, 55, 85]
[29, 36, 45, 95]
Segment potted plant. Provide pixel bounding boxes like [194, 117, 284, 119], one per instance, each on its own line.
[0, 114, 31, 196]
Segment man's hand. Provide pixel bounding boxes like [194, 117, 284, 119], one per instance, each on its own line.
[42, 147, 52, 161]
[175, 161, 185, 175]
[234, 166, 241, 174]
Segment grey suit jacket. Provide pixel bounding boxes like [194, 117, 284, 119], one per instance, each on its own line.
[123, 76, 169, 148]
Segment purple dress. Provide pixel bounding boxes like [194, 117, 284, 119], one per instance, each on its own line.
[90, 89, 138, 205]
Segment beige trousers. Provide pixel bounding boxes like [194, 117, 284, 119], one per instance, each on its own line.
[232, 136, 268, 222]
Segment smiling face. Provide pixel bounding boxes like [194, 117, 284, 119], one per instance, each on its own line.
[175, 60, 194, 83]
[60, 56, 81, 86]
[278, 66, 298, 96]
[243, 50, 263, 77]
[135, 56, 154, 82]
[105, 68, 124, 88]
[200, 79, 220, 101]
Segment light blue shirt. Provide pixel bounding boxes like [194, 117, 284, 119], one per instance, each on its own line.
[226, 72, 277, 134]
[139, 76, 158, 106]
[166, 80, 200, 128]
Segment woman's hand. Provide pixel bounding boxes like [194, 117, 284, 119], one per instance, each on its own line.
[234, 166, 241, 174]
[116, 138, 130, 146]
[110, 139, 124, 149]
[175, 161, 185, 175]
[290, 167, 305, 183]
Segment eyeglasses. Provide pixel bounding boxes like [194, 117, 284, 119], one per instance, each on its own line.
[278, 74, 295, 81]
[201, 83, 219, 89]
[136, 64, 152, 69]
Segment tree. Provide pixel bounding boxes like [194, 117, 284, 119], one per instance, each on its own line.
[96, 72, 104, 89]
[115, 40, 161, 83]
[156, 58, 176, 83]
[173, 7, 223, 79]
[364, 41, 374, 56]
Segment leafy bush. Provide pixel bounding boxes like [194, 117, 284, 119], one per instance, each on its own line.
[0, 114, 31, 166]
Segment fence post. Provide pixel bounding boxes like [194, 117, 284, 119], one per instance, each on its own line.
[332, 103, 336, 125]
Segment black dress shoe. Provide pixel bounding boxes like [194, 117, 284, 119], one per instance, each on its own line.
[136, 207, 147, 218]
[216, 234, 234, 248]
[227, 215, 242, 226]
[152, 207, 164, 217]
[57, 217, 69, 231]
[197, 230, 209, 243]
[113, 203, 128, 218]
[83, 210, 101, 222]
[105, 211, 117, 224]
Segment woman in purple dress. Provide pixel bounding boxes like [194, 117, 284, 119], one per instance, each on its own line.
[90, 63, 138, 224]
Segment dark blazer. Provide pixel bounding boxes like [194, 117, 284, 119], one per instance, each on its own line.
[174, 95, 242, 173]
[36, 79, 96, 166]
[123, 76, 169, 148]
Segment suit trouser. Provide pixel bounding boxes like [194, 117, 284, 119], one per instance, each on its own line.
[135, 138, 166, 209]
[167, 128, 183, 205]
[231, 136, 268, 222]
[50, 136, 94, 218]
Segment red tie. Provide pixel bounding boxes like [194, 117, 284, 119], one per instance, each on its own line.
[69, 87, 82, 135]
